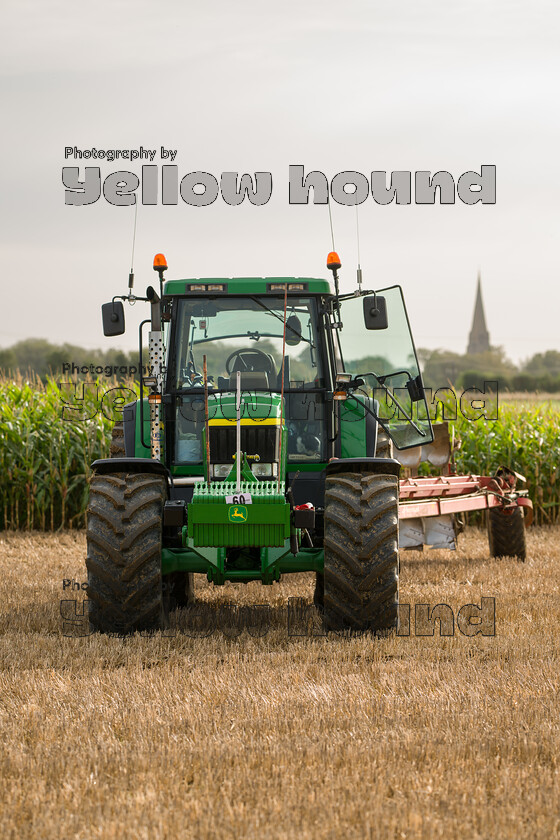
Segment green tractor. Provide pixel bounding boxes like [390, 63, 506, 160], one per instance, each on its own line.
[86, 252, 433, 634]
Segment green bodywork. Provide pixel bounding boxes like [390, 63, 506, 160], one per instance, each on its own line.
[161, 544, 323, 586]
[188, 463, 290, 548]
[134, 398, 152, 458]
[338, 397, 370, 458]
[163, 276, 333, 296]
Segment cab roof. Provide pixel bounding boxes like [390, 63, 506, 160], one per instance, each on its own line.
[163, 276, 333, 295]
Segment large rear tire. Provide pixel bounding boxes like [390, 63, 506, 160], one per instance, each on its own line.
[322, 471, 399, 632]
[86, 472, 165, 633]
[487, 506, 526, 561]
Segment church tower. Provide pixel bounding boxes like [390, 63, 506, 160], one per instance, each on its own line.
[467, 272, 490, 355]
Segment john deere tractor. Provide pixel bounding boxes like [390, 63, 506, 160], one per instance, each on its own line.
[86, 253, 433, 634]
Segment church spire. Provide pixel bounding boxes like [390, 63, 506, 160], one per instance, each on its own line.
[467, 272, 490, 355]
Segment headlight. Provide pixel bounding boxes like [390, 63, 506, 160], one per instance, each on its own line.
[210, 463, 233, 478]
[251, 462, 278, 478]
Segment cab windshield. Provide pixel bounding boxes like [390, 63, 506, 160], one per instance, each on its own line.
[172, 296, 324, 391]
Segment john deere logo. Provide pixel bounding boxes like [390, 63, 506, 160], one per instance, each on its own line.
[228, 505, 248, 523]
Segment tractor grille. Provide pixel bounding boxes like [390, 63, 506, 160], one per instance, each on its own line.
[209, 424, 278, 463]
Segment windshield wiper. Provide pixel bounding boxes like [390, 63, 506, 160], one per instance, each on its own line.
[249, 296, 315, 349]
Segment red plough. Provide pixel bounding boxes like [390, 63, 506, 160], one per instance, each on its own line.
[399, 470, 533, 523]
[395, 424, 532, 559]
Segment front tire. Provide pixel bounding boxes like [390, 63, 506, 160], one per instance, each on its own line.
[322, 471, 399, 632]
[86, 472, 165, 633]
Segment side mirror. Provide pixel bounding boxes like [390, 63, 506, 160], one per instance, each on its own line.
[406, 374, 424, 402]
[102, 301, 125, 336]
[285, 314, 302, 346]
[363, 295, 388, 330]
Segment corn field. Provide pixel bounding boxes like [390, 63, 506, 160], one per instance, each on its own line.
[0, 376, 137, 530]
[446, 401, 560, 525]
[0, 377, 558, 529]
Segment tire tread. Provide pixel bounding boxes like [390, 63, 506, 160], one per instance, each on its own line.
[86, 472, 165, 633]
[322, 471, 399, 632]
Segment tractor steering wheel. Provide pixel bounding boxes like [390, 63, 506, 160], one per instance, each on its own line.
[225, 348, 276, 375]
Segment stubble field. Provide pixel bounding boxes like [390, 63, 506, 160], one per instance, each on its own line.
[0, 527, 558, 839]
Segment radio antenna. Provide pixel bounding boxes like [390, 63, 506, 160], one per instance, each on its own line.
[128, 200, 138, 296]
[355, 192, 363, 293]
[327, 196, 336, 252]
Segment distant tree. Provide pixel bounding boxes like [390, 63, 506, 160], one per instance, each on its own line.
[0, 338, 141, 380]
[458, 370, 511, 391]
[522, 350, 560, 378]
[418, 349, 471, 390]
[0, 348, 17, 371]
[343, 355, 393, 375]
[7, 338, 54, 377]
[419, 346, 516, 391]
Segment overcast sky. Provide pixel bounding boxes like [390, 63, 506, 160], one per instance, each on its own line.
[1, 0, 558, 363]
